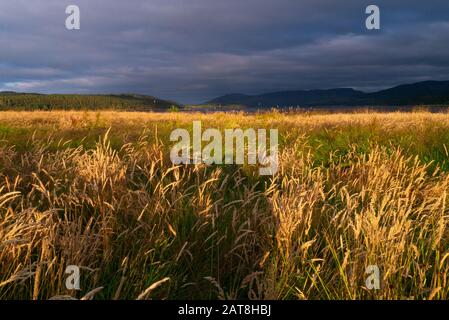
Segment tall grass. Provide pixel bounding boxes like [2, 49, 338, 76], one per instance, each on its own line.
[0, 110, 449, 300]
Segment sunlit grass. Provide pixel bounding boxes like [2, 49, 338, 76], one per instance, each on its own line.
[1, 110, 449, 300]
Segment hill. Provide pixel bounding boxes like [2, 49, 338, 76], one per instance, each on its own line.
[0, 93, 180, 111]
[207, 80, 449, 108]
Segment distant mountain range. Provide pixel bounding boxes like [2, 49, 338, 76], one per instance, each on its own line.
[207, 80, 449, 108]
[2, 80, 449, 111]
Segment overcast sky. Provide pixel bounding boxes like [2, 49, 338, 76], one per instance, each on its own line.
[1, 0, 449, 103]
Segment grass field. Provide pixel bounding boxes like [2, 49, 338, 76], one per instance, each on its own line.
[1, 110, 449, 300]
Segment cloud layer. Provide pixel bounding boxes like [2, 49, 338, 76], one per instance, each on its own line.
[1, 0, 449, 103]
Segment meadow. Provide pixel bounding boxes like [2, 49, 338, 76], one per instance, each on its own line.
[1, 110, 449, 300]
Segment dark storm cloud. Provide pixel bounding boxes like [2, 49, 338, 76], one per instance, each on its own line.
[1, 0, 449, 102]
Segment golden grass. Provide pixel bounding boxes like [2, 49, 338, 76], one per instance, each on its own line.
[0, 110, 449, 300]
[0, 110, 448, 128]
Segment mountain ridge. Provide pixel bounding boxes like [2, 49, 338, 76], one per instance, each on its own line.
[207, 80, 449, 108]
